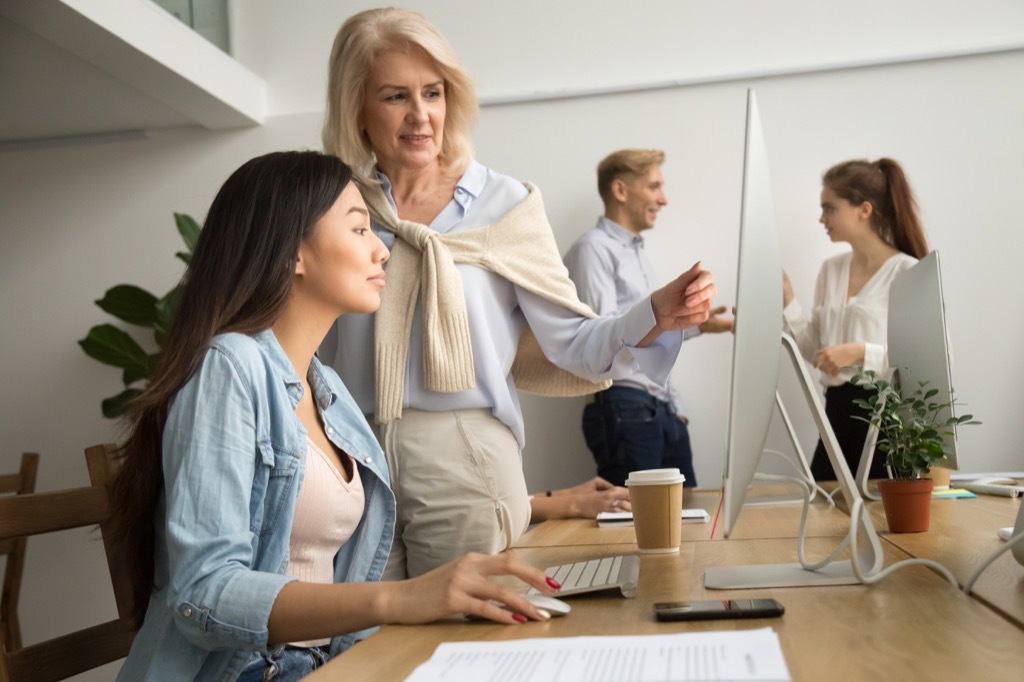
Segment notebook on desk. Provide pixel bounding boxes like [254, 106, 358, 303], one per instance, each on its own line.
[527, 554, 640, 598]
[596, 508, 710, 528]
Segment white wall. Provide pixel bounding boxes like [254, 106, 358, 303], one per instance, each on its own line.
[2, 2, 1023, 679]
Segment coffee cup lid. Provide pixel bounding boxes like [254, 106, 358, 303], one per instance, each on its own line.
[625, 468, 685, 486]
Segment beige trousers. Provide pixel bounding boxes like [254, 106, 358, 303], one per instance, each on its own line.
[380, 409, 532, 580]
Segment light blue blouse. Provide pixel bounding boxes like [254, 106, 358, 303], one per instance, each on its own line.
[324, 161, 682, 446]
[117, 330, 395, 681]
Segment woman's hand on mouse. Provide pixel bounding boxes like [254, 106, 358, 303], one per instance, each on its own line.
[382, 552, 557, 625]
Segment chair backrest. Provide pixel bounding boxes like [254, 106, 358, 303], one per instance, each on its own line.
[0, 444, 136, 682]
[0, 453, 39, 653]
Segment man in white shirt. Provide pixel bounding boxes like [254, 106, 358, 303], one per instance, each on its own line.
[564, 149, 731, 487]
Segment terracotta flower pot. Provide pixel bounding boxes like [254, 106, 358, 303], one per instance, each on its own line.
[877, 478, 934, 533]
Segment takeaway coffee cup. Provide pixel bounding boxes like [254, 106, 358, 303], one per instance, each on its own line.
[626, 468, 685, 553]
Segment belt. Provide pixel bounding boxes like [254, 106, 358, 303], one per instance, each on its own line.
[591, 385, 668, 409]
[590, 386, 688, 423]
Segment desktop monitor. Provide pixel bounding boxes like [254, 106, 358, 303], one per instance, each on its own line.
[705, 89, 884, 589]
[719, 89, 784, 539]
[886, 250, 959, 470]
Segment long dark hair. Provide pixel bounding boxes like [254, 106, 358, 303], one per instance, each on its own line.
[110, 151, 355, 625]
[823, 157, 928, 258]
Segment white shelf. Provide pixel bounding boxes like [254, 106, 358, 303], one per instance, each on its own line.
[0, 0, 265, 147]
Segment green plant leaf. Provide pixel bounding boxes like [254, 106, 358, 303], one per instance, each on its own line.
[122, 353, 158, 385]
[861, 365, 982, 480]
[153, 287, 181, 347]
[175, 213, 201, 265]
[82, 212, 201, 418]
[102, 388, 142, 418]
[79, 324, 150, 375]
[95, 285, 159, 326]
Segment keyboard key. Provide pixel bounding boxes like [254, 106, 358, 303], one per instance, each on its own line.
[527, 554, 639, 598]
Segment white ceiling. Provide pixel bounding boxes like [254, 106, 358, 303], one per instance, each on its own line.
[0, 0, 265, 151]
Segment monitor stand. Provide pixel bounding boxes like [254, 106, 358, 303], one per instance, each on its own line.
[738, 392, 818, 507]
[705, 333, 885, 589]
[704, 557, 867, 589]
[855, 401, 883, 501]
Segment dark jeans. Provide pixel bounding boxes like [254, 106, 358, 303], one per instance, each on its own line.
[237, 645, 331, 681]
[582, 386, 697, 488]
[811, 383, 887, 482]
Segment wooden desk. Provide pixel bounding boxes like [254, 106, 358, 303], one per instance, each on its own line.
[518, 485, 854, 548]
[308, 497, 1024, 681]
[869, 493, 1024, 627]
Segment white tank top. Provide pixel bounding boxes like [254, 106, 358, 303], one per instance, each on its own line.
[287, 437, 365, 646]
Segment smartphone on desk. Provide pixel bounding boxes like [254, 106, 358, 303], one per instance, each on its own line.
[654, 598, 784, 622]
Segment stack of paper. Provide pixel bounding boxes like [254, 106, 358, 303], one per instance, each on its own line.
[403, 627, 790, 681]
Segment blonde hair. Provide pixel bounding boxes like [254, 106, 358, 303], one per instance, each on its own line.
[596, 149, 665, 207]
[322, 7, 477, 182]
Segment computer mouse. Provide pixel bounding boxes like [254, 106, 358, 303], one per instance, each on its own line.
[522, 593, 571, 617]
[467, 594, 572, 621]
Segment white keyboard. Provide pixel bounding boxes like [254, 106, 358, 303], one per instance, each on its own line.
[528, 554, 640, 598]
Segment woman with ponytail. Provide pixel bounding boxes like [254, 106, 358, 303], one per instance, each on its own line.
[783, 158, 929, 481]
[110, 151, 556, 682]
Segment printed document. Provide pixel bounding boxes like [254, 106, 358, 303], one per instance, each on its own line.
[403, 627, 790, 681]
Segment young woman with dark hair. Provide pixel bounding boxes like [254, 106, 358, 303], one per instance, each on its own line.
[783, 157, 929, 481]
[109, 151, 556, 681]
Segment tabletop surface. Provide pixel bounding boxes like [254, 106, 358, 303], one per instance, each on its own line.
[307, 483, 1024, 681]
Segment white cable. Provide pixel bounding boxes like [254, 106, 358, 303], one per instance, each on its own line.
[754, 472, 850, 570]
[848, 499, 959, 589]
[963, 531, 1024, 595]
[760, 448, 835, 507]
[755, 471, 960, 588]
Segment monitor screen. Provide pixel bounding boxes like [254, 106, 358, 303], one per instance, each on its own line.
[705, 89, 884, 588]
[887, 250, 959, 470]
[720, 89, 784, 539]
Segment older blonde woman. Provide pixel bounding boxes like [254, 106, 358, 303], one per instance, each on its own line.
[321, 7, 717, 579]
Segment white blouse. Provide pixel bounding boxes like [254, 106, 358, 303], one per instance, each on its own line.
[783, 251, 917, 388]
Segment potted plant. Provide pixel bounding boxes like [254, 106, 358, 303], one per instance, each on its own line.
[78, 214, 200, 417]
[852, 370, 980, 532]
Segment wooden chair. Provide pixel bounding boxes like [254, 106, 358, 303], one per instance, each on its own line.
[0, 453, 39, 654]
[0, 444, 136, 682]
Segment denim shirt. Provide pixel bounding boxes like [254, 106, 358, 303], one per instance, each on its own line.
[117, 330, 395, 681]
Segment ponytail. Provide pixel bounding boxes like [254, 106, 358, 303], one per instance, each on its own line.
[823, 157, 929, 258]
[875, 158, 928, 258]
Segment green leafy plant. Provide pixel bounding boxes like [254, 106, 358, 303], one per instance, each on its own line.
[852, 369, 981, 481]
[78, 214, 201, 418]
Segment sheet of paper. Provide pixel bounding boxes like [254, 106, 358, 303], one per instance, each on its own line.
[403, 627, 790, 682]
